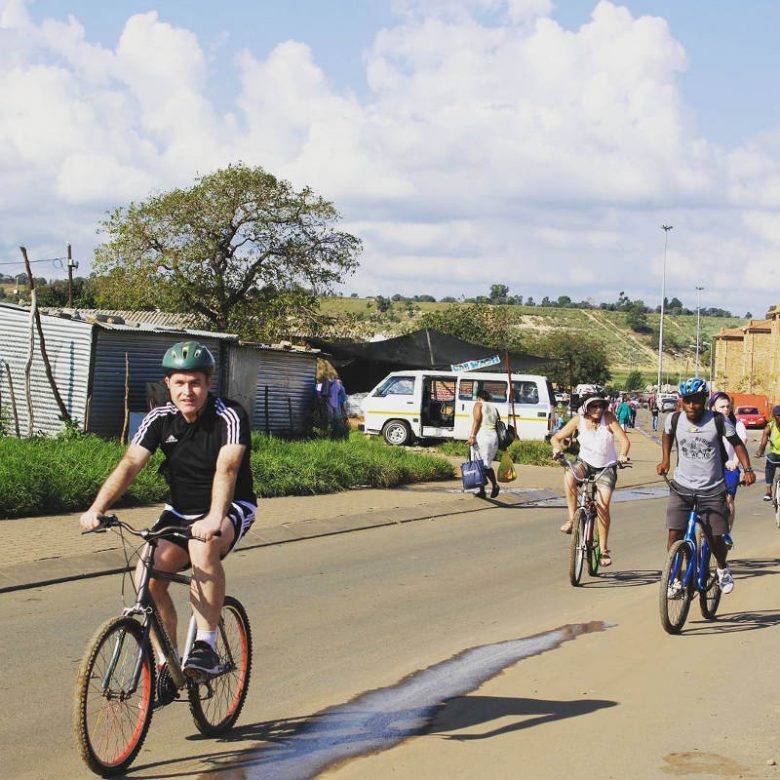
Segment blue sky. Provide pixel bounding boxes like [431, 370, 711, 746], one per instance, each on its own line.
[2, 0, 779, 317]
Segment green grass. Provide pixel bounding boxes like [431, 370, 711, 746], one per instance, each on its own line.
[0, 432, 454, 519]
[437, 438, 558, 466]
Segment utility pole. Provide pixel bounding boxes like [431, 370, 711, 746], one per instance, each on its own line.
[694, 285, 704, 377]
[657, 225, 673, 393]
[67, 243, 79, 307]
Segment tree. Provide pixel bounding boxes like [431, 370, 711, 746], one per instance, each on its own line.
[489, 284, 510, 304]
[92, 163, 362, 340]
[35, 277, 98, 308]
[413, 303, 523, 350]
[528, 331, 611, 389]
[625, 300, 649, 332]
[557, 295, 572, 307]
[624, 370, 644, 390]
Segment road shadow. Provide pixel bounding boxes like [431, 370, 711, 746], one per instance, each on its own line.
[580, 568, 661, 589]
[681, 609, 780, 636]
[429, 693, 618, 741]
[125, 691, 619, 778]
[728, 557, 780, 581]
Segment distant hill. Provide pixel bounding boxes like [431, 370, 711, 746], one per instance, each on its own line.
[317, 296, 745, 384]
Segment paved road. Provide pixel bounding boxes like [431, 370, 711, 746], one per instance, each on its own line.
[2, 464, 780, 779]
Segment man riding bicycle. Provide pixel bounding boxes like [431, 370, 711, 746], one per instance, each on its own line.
[656, 378, 755, 594]
[80, 340, 257, 677]
[756, 404, 780, 502]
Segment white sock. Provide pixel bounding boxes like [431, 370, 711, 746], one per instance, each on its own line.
[196, 629, 217, 650]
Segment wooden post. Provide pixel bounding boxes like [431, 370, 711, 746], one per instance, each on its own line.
[2, 362, 21, 437]
[24, 299, 34, 436]
[19, 246, 72, 424]
[121, 352, 130, 443]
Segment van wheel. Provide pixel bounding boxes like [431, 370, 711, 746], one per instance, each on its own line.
[382, 420, 412, 446]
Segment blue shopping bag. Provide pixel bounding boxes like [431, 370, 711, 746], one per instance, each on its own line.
[461, 447, 487, 490]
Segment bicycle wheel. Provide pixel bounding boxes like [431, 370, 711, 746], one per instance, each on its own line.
[74, 616, 155, 777]
[699, 564, 722, 620]
[189, 596, 252, 735]
[568, 508, 587, 586]
[774, 477, 780, 529]
[587, 517, 600, 576]
[660, 540, 694, 634]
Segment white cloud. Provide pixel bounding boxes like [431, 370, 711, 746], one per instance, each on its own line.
[0, 0, 777, 316]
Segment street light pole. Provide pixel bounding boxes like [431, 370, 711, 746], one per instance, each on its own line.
[657, 225, 673, 392]
[694, 285, 704, 377]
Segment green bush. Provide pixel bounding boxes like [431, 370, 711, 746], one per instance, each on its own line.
[0, 432, 454, 519]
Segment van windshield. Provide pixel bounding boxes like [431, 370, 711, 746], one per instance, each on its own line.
[375, 376, 416, 397]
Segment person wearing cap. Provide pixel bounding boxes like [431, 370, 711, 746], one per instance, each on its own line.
[80, 340, 257, 678]
[656, 378, 755, 595]
[756, 404, 780, 501]
[550, 392, 630, 566]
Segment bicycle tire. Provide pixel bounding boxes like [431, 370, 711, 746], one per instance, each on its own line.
[189, 596, 252, 736]
[774, 477, 780, 529]
[698, 548, 721, 619]
[74, 616, 155, 777]
[568, 508, 587, 586]
[587, 516, 600, 576]
[660, 540, 694, 634]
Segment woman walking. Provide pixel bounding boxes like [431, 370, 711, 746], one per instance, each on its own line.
[467, 389, 500, 499]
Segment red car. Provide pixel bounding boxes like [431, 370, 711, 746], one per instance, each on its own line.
[734, 405, 767, 428]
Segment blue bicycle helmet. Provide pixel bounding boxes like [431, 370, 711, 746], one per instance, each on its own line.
[678, 377, 707, 397]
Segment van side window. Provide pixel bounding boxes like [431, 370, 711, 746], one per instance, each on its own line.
[513, 381, 540, 405]
[477, 380, 508, 403]
[458, 380, 475, 400]
[375, 376, 415, 397]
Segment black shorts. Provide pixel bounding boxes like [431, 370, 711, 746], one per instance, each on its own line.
[152, 500, 257, 556]
[665, 485, 728, 535]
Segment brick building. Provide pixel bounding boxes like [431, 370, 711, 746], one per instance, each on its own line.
[713, 303, 780, 400]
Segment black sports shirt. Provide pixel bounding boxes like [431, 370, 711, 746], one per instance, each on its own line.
[132, 394, 256, 515]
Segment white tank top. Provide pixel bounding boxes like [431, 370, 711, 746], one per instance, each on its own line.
[577, 415, 617, 468]
[479, 401, 498, 432]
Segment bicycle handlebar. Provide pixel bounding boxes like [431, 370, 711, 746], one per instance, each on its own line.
[553, 452, 632, 478]
[82, 514, 221, 541]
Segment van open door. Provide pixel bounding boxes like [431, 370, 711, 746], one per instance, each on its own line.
[420, 375, 457, 438]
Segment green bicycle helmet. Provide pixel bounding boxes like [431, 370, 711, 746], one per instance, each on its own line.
[162, 341, 215, 375]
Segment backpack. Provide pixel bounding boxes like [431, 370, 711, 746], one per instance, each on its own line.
[670, 410, 728, 467]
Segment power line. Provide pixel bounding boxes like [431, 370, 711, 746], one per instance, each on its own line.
[0, 256, 68, 266]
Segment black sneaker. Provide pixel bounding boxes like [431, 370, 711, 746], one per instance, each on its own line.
[183, 641, 221, 678]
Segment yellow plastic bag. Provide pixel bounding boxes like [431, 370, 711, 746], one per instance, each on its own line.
[497, 450, 516, 482]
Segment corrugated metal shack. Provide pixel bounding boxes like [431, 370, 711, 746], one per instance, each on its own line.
[0, 304, 318, 438]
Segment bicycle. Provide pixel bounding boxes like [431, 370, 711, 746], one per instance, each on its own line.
[73, 515, 252, 777]
[658, 476, 722, 634]
[556, 454, 629, 586]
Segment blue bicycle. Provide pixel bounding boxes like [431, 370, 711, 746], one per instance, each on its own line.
[659, 476, 722, 634]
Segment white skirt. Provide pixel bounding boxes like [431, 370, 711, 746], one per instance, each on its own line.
[476, 430, 499, 467]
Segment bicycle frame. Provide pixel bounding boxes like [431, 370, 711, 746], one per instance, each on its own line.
[104, 534, 234, 698]
[666, 488, 715, 595]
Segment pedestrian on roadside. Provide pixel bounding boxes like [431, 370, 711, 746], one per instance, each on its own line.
[629, 398, 638, 428]
[467, 389, 500, 499]
[650, 400, 660, 431]
[617, 396, 632, 432]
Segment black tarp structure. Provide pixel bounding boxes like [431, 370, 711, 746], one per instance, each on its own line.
[306, 329, 551, 392]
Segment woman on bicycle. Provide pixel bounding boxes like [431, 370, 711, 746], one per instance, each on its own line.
[550, 390, 630, 566]
[708, 391, 747, 542]
[756, 405, 780, 502]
